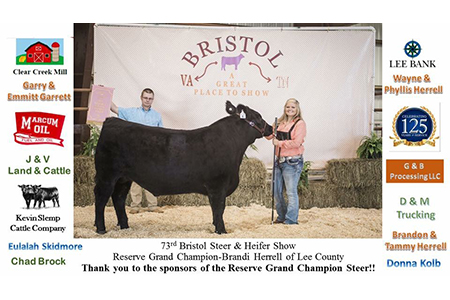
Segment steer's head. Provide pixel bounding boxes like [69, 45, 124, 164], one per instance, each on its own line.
[32, 185, 42, 193]
[226, 101, 273, 137]
[18, 184, 34, 194]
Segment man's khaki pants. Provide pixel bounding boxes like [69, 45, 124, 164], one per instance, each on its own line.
[130, 182, 157, 208]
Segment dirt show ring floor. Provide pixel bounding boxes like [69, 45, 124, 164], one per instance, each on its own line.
[74, 205, 382, 239]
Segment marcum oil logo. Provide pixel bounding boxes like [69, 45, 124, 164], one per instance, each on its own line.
[14, 112, 65, 147]
[16, 39, 64, 65]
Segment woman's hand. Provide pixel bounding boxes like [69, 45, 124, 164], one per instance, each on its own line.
[272, 138, 280, 146]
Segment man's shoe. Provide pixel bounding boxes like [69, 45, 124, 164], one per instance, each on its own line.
[146, 207, 164, 213]
[129, 207, 140, 214]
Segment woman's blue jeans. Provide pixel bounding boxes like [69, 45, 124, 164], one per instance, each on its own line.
[274, 155, 304, 224]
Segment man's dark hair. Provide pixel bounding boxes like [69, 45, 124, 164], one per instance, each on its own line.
[141, 88, 154, 97]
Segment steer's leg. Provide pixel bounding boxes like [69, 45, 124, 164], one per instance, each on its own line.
[207, 188, 227, 234]
[111, 179, 132, 230]
[94, 180, 115, 234]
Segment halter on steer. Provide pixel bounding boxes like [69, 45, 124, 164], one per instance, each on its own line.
[237, 112, 267, 137]
[225, 101, 267, 137]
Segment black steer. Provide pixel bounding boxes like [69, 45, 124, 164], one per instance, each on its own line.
[18, 185, 35, 209]
[33, 185, 59, 208]
[94, 101, 272, 234]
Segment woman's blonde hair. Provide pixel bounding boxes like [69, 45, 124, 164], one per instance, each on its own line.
[278, 98, 303, 124]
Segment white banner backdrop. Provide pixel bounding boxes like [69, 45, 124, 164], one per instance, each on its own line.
[94, 24, 375, 167]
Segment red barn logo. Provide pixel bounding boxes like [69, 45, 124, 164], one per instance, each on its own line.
[25, 42, 56, 63]
[16, 39, 64, 65]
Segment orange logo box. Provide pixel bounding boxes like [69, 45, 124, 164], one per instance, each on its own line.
[386, 160, 444, 183]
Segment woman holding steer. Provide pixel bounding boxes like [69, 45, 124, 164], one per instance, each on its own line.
[268, 98, 306, 225]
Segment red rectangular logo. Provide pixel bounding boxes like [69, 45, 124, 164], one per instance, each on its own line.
[14, 112, 65, 147]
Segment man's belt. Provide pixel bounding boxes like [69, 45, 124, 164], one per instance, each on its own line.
[277, 155, 302, 163]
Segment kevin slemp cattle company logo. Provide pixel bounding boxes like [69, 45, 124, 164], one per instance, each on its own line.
[12, 185, 65, 234]
[14, 112, 65, 147]
[390, 106, 439, 147]
[16, 38, 64, 65]
[18, 184, 60, 209]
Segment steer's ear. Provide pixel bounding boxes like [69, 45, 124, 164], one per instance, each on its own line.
[226, 101, 236, 115]
[236, 104, 249, 119]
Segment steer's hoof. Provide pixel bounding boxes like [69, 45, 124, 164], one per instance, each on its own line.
[215, 230, 227, 235]
[96, 229, 107, 235]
